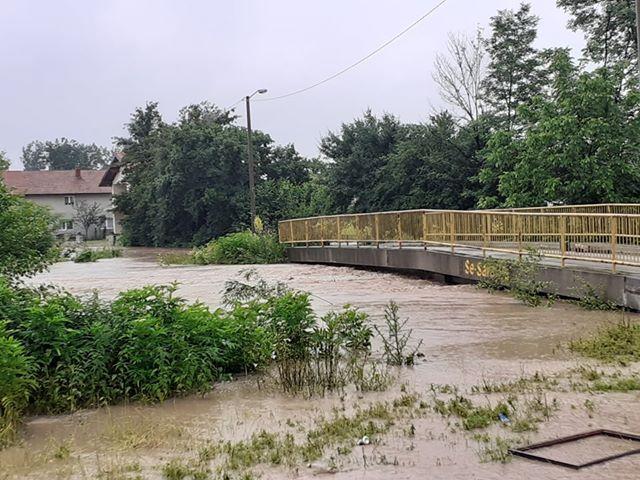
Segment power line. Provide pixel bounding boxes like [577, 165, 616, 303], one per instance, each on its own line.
[255, 0, 451, 102]
[225, 97, 244, 112]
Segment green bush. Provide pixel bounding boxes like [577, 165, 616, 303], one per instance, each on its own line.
[0, 323, 34, 447]
[0, 281, 274, 416]
[192, 231, 285, 265]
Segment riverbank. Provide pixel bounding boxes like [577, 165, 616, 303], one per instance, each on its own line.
[2, 251, 638, 479]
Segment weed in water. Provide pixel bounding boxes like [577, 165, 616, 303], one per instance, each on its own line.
[573, 279, 619, 311]
[374, 301, 423, 366]
[477, 436, 513, 463]
[162, 458, 209, 480]
[569, 315, 640, 364]
[479, 249, 554, 307]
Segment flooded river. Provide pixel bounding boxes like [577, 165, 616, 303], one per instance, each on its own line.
[2, 249, 639, 479]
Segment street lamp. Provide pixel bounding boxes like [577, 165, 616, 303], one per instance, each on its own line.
[245, 88, 267, 232]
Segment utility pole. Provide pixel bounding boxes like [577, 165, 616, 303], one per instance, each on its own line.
[245, 95, 256, 233]
[637, 0, 640, 81]
[244, 88, 267, 232]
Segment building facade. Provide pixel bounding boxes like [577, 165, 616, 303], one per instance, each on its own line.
[2, 168, 114, 240]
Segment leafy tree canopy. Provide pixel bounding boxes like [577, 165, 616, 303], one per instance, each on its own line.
[557, 0, 637, 69]
[22, 138, 111, 171]
[480, 51, 640, 207]
[116, 102, 321, 246]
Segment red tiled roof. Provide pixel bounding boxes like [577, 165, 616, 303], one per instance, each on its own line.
[1, 170, 112, 195]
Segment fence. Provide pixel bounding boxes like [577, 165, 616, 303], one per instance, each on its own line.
[279, 208, 640, 272]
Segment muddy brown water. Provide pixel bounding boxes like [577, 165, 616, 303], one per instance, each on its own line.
[2, 249, 640, 479]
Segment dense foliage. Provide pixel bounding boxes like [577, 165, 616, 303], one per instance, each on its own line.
[0, 180, 56, 279]
[0, 273, 410, 446]
[22, 138, 111, 171]
[115, 102, 327, 247]
[193, 231, 285, 265]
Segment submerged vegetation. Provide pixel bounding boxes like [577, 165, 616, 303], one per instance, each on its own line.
[569, 316, 640, 364]
[479, 250, 554, 307]
[0, 270, 420, 448]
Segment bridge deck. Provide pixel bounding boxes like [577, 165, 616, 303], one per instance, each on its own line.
[287, 244, 640, 310]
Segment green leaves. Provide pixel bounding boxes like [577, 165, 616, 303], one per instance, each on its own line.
[192, 231, 285, 265]
[0, 181, 56, 279]
[480, 51, 640, 207]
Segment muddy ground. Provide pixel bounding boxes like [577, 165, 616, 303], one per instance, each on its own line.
[1, 249, 639, 479]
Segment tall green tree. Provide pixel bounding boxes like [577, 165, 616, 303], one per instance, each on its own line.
[370, 113, 487, 211]
[479, 51, 640, 207]
[557, 0, 637, 70]
[116, 102, 318, 246]
[483, 3, 542, 130]
[320, 111, 403, 213]
[22, 138, 111, 171]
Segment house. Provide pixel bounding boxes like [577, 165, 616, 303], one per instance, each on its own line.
[1, 168, 115, 240]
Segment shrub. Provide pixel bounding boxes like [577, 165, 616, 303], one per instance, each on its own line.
[0, 323, 34, 447]
[192, 231, 285, 265]
[479, 249, 554, 307]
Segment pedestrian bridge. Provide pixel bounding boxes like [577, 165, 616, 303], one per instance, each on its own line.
[278, 204, 640, 309]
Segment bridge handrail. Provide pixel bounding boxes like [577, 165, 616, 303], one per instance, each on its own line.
[278, 207, 640, 272]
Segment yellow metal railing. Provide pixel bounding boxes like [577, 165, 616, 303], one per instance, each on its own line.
[495, 203, 640, 215]
[279, 208, 640, 271]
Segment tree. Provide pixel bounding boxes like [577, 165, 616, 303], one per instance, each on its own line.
[479, 51, 640, 207]
[320, 111, 403, 213]
[483, 3, 542, 130]
[0, 180, 56, 278]
[73, 201, 106, 238]
[370, 113, 488, 211]
[557, 0, 637, 70]
[433, 31, 487, 122]
[0, 151, 9, 170]
[22, 138, 111, 171]
[115, 101, 318, 246]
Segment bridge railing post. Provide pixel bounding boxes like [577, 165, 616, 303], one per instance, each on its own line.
[449, 211, 455, 254]
[611, 216, 617, 273]
[337, 216, 341, 248]
[289, 220, 294, 246]
[422, 211, 427, 250]
[559, 215, 566, 267]
[397, 213, 402, 249]
[320, 217, 324, 247]
[375, 215, 380, 248]
[305, 220, 309, 247]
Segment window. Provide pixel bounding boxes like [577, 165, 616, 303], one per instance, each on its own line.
[61, 220, 74, 231]
[105, 217, 114, 229]
[64, 196, 75, 205]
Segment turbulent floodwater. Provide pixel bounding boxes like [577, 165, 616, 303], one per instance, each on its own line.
[2, 249, 640, 479]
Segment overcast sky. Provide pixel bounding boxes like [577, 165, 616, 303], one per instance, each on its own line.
[1, 0, 585, 169]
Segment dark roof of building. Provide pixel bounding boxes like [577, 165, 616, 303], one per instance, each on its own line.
[1, 170, 112, 195]
[99, 152, 124, 187]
